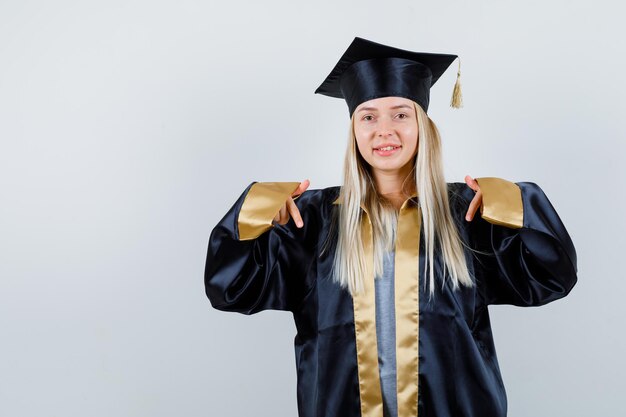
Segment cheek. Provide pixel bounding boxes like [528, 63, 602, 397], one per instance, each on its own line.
[355, 137, 369, 158]
[354, 129, 369, 153]
[403, 127, 419, 150]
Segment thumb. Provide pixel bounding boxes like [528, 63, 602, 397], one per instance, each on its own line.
[293, 179, 310, 198]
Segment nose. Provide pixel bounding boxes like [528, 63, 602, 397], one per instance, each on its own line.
[377, 118, 393, 137]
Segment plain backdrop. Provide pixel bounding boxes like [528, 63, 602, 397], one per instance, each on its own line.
[1, 1, 624, 416]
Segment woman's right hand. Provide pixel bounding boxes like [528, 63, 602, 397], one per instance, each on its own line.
[273, 179, 310, 228]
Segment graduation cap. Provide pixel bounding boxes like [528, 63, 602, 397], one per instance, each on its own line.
[314, 36, 463, 116]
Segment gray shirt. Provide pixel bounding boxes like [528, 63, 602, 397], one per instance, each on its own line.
[375, 249, 398, 417]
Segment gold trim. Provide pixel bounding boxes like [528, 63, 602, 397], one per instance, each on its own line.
[353, 208, 384, 417]
[351, 194, 421, 417]
[395, 199, 421, 417]
[475, 177, 523, 229]
[237, 181, 301, 241]
[332, 191, 418, 205]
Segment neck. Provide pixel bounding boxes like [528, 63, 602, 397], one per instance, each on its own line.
[372, 166, 416, 209]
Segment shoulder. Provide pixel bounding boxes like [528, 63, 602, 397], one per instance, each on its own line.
[446, 181, 473, 206]
[286, 186, 340, 236]
[296, 185, 341, 208]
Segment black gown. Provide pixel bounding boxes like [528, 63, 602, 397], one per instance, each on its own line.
[204, 177, 577, 417]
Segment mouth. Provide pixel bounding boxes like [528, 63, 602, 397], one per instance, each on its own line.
[373, 145, 402, 156]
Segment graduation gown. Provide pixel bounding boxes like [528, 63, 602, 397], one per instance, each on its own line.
[204, 177, 578, 417]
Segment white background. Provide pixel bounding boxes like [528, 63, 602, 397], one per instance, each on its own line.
[1, 1, 624, 416]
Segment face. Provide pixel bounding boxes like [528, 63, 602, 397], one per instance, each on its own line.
[353, 96, 418, 177]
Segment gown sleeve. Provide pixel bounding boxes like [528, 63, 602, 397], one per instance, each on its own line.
[469, 177, 578, 307]
[204, 181, 318, 315]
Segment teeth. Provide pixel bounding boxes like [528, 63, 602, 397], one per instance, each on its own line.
[377, 146, 398, 151]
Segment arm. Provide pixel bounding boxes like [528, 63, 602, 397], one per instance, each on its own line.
[469, 177, 578, 307]
[204, 181, 318, 314]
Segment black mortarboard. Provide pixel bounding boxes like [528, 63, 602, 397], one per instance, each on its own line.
[314, 36, 463, 116]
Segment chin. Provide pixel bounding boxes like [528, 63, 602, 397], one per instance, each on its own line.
[379, 157, 415, 171]
[373, 162, 411, 172]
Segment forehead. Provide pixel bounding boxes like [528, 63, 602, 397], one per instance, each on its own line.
[355, 96, 414, 112]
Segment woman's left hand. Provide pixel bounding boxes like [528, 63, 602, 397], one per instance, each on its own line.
[464, 175, 482, 222]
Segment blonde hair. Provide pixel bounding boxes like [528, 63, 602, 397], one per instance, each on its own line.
[323, 100, 476, 299]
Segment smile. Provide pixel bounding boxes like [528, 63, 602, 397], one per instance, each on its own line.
[374, 145, 401, 156]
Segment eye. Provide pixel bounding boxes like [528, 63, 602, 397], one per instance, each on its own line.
[396, 113, 408, 119]
[362, 115, 374, 121]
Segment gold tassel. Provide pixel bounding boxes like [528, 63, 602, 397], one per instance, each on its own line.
[450, 57, 463, 109]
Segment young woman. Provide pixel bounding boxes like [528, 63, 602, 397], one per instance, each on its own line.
[204, 37, 578, 417]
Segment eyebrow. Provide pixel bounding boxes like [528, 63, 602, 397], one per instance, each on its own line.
[357, 104, 413, 112]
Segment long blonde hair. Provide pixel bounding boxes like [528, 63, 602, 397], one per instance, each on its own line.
[324, 100, 476, 299]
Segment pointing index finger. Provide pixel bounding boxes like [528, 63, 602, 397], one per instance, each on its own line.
[287, 197, 304, 228]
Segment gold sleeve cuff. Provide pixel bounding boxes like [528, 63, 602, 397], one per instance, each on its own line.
[238, 182, 302, 241]
[475, 177, 523, 229]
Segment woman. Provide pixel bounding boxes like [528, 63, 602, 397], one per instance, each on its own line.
[204, 37, 577, 417]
